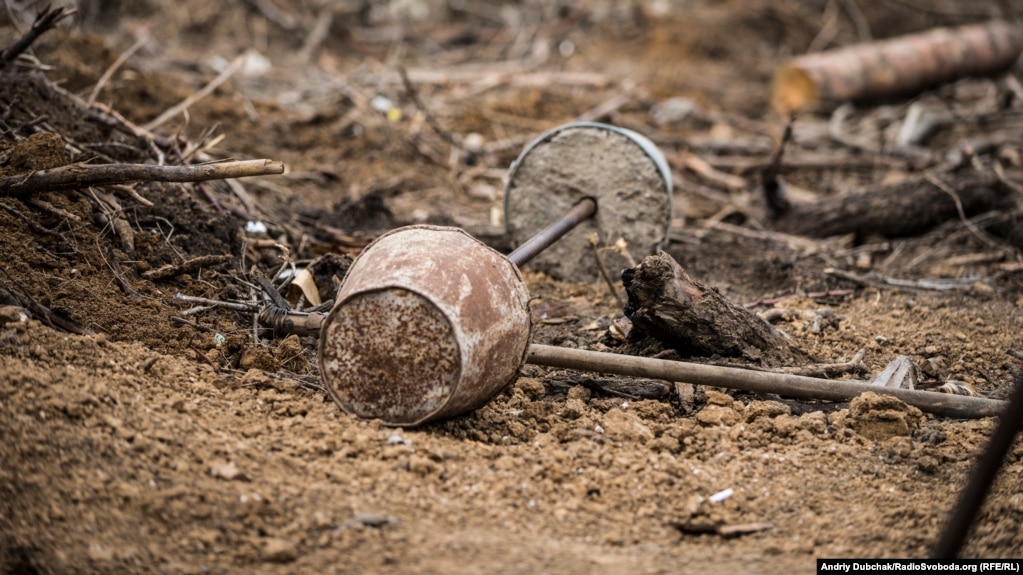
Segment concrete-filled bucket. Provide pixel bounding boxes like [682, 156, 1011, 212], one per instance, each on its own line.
[503, 121, 674, 281]
[318, 225, 531, 426]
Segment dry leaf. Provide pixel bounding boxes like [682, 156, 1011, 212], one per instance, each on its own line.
[288, 267, 322, 306]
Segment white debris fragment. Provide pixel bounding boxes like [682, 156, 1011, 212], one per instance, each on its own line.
[651, 97, 699, 126]
[245, 220, 268, 234]
[869, 356, 919, 389]
[387, 432, 411, 446]
[709, 488, 734, 504]
[371, 95, 395, 113]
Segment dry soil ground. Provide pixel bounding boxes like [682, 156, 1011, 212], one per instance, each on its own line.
[1, 1, 1022, 574]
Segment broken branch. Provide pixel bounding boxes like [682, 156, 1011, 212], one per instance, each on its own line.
[0, 159, 286, 196]
[0, 5, 76, 69]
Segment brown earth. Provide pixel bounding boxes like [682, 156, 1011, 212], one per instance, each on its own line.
[2, 1, 1022, 574]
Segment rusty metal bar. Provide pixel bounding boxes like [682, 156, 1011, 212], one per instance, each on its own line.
[527, 344, 1006, 420]
[507, 197, 597, 268]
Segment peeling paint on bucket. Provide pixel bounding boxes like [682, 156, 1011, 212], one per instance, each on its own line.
[318, 225, 531, 426]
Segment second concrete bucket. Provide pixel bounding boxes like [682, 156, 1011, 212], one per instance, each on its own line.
[318, 225, 531, 426]
[503, 122, 674, 281]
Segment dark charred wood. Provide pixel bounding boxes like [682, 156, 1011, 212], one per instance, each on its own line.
[769, 174, 1008, 239]
[622, 252, 813, 366]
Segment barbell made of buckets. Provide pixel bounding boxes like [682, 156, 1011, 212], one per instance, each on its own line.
[279, 123, 1003, 426]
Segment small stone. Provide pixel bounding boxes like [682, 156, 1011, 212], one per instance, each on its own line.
[916, 455, 939, 474]
[262, 538, 298, 563]
[601, 407, 654, 442]
[517, 378, 546, 401]
[88, 542, 114, 562]
[560, 398, 586, 420]
[566, 385, 591, 401]
[407, 454, 438, 476]
[696, 404, 740, 427]
[773, 414, 800, 437]
[651, 96, 698, 126]
[209, 460, 244, 481]
[799, 411, 828, 434]
[238, 345, 276, 371]
[705, 390, 735, 407]
[505, 420, 531, 441]
[921, 356, 947, 378]
[0, 306, 28, 327]
[744, 400, 790, 422]
[276, 334, 310, 372]
[847, 392, 923, 441]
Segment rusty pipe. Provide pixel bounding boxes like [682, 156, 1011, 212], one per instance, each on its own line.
[507, 197, 596, 268]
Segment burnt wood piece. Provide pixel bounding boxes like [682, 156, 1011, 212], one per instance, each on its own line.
[622, 252, 812, 366]
[769, 174, 1007, 239]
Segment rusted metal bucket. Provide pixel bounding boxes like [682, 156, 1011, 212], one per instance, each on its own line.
[318, 225, 531, 426]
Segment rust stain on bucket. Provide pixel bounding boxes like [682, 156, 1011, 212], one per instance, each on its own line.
[318, 225, 531, 426]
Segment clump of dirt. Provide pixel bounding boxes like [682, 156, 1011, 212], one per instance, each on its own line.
[845, 392, 925, 441]
[2, 1, 1023, 574]
[0, 132, 68, 175]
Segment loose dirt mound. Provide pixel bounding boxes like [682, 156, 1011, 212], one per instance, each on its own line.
[1, 2, 1022, 574]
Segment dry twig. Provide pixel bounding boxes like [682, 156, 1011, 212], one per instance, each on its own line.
[144, 255, 234, 280]
[825, 268, 983, 291]
[0, 5, 76, 69]
[0, 159, 285, 196]
[87, 32, 150, 106]
[173, 292, 260, 313]
[142, 53, 248, 131]
[399, 65, 460, 148]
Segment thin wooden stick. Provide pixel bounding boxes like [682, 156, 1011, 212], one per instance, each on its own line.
[837, 0, 871, 42]
[575, 91, 633, 124]
[49, 81, 175, 148]
[142, 53, 247, 131]
[298, 8, 333, 63]
[527, 344, 1004, 419]
[87, 32, 150, 106]
[173, 292, 259, 312]
[108, 184, 154, 207]
[0, 159, 285, 196]
[676, 151, 747, 191]
[0, 5, 76, 69]
[398, 65, 461, 147]
[144, 255, 233, 280]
